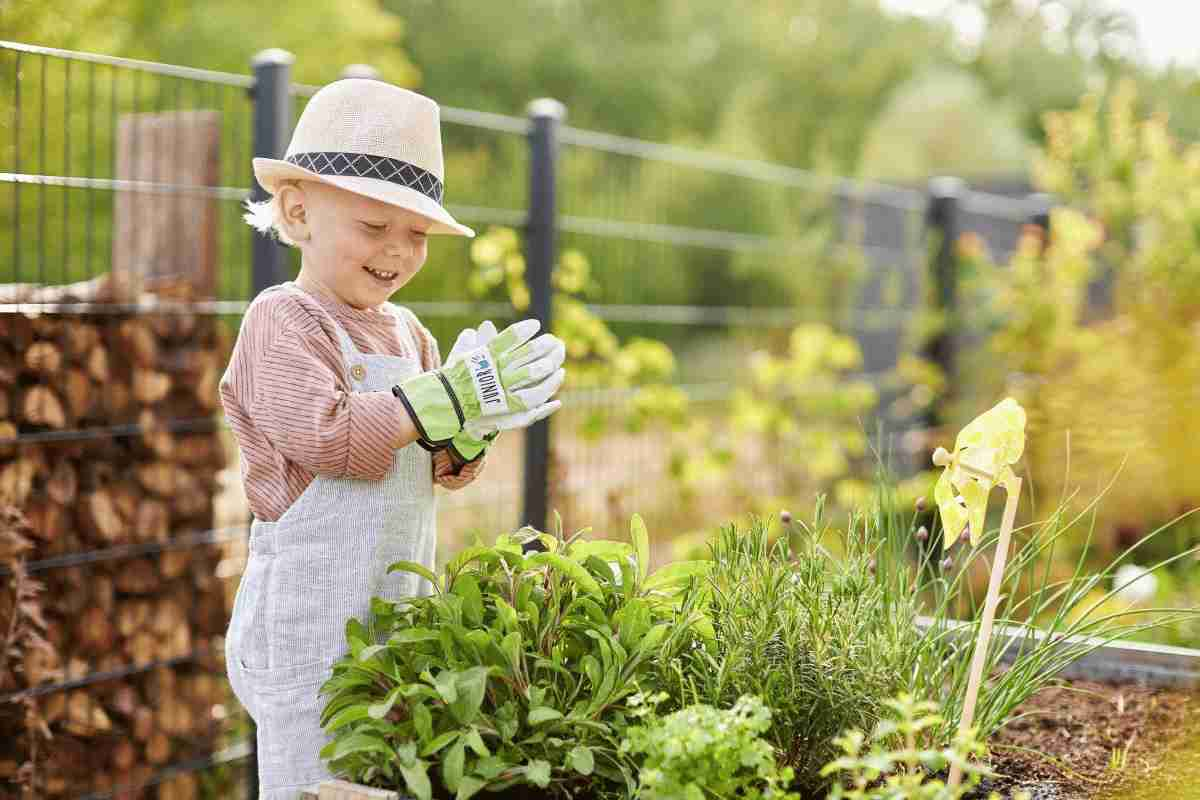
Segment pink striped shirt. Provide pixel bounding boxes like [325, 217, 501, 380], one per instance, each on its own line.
[219, 281, 443, 522]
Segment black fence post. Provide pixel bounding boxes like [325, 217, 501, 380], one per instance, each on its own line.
[921, 176, 964, 463]
[521, 98, 565, 532]
[1028, 192, 1052, 234]
[250, 49, 294, 296]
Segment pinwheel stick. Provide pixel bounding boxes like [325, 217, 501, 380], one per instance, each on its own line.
[942, 460, 1023, 788]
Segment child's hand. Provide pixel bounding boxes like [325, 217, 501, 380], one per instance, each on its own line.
[432, 448, 484, 490]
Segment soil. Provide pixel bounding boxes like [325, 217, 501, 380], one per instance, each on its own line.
[968, 680, 1199, 800]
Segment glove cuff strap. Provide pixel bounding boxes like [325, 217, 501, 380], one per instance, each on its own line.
[393, 378, 459, 446]
[436, 371, 466, 429]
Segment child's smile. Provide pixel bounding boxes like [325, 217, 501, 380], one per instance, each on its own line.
[363, 265, 399, 283]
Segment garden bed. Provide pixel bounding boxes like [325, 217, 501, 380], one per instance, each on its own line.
[970, 679, 1198, 800]
[313, 677, 1197, 800]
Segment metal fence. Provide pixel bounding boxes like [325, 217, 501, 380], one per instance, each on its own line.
[0, 40, 1050, 798]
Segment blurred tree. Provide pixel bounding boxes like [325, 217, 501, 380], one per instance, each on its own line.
[959, 0, 1200, 144]
[859, 68, 1031, 181]
[0, 0, 419, 86]
[953, 81, 1200, 548]
[390, 0, 942, 172]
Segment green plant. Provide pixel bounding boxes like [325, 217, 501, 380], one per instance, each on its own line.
[1108, 742, 1131, 773]
[316, 515, 710, 800]
[726, 324, 879, 498]
[656, 510, 925, 794]
[466, 225, 695, 534]
[951, 79, 1200, 547]
[658, 435, 1198, 794]
[620, 693, 798, 800]
[866, 452, 1200, 750]
[820, 693, 1023, 800]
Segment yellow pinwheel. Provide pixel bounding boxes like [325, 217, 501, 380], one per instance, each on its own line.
[929, 397, 1027, 789]
[932, 397, 1026, 546]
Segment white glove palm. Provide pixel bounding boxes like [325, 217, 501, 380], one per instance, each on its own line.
[446, 320, 563, 436]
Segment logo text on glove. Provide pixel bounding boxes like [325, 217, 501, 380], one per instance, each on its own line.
[467, 347, 508, 415]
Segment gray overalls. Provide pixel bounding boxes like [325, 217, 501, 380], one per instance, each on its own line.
[225, 286, 437, 798]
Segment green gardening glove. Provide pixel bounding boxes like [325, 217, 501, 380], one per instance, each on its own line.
[442, 320, 565, 463]
[446, 428, 497, 464]
[393, 319, 566, 448]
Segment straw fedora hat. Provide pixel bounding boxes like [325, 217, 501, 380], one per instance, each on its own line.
[252, 78, 475, 237]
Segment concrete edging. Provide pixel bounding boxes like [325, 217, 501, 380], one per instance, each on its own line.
[916, 616, 1200, 688]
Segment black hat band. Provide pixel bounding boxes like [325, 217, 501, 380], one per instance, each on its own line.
[285, 151, 444, 204]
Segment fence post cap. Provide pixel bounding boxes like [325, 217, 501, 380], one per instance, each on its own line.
[251, 48, 296, 67]
[527, 98, 566, 121]
[340, 63, 381, 80]
[928, 175, 966, 198]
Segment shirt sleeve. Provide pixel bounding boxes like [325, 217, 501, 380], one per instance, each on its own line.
[249, 331, 407, 481]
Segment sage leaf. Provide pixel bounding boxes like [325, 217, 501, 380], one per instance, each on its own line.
[443, 737, 466, 792]
[568, 745, 594, 776]
[419, 730, 460, 757]
[328, 732, 393, 761]
[453, 573, 485, 627]
[413, 702, 433, 742]
[367, 686, 402, 719]
[450, 666, 489, 725]
[387, 559, 440, 591]
[525, 759, 552, 788]
[322, 703, 370, 732]
[399, 759, 433, 800]
[465, 726, 489, 757]
[433, 669, 458, 704]
[527, 706, 563, 725]
[456, 776, 487, 800]
[526, 552, 602, 597]
[630, 514, 649, 583]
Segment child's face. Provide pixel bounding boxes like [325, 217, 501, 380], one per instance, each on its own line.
[284, 180, 431, 309]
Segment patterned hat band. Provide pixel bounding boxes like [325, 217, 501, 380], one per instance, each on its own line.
[285, 151, 444, 204]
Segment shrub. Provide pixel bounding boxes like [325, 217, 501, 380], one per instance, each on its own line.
[656, 460, 1199, 794]
[655, 509, 926, 794]
[948, 79, 1200, 546]
[316, 516, 709, 799]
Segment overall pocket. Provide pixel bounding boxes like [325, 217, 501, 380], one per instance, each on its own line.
[265, 527, 362, 670]
[247, 658, 336, 792]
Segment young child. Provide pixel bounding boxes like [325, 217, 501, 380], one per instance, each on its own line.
[220, 78, 566, 798]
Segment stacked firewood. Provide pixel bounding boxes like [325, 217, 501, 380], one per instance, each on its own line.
[0, 274, 235, 799]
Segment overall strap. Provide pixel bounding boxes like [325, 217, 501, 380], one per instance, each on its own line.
[386, 303, 425, 366]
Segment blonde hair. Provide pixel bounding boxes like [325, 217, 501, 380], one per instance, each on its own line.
[241, 179, 301, 247]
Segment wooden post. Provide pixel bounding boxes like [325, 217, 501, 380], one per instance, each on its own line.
[112, 111, 221, 301]
[309, 780, 399, 799]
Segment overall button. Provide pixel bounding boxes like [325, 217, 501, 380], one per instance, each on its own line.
[350, 364, 367, 381]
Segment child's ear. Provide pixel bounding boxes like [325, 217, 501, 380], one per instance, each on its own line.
[277, 182, 312, 243]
